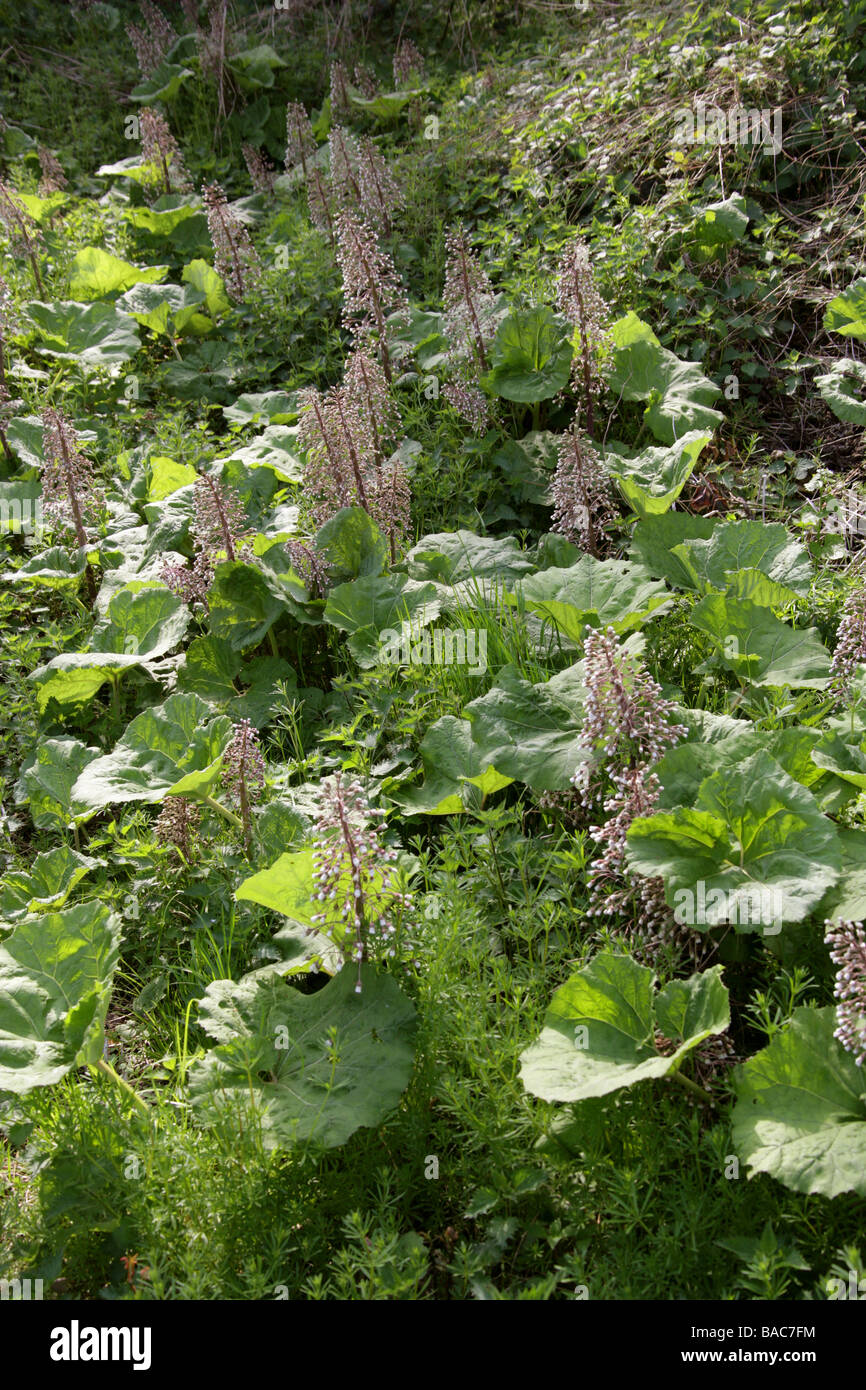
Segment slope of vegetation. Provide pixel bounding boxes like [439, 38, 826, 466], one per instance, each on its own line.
[1, 0, 865, 1301]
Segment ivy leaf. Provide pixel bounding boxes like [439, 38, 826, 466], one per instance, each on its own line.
[68, 248, 168, 300]
[688, 594, 831, 687]
[626, 752, 841, 932]
[70, 693, 233, 818]
[732, 1007, 866, 1198]
[519, 952, 729, 1102]
[489, 307, 573, 403]
[0, 902, 120, 1094]
[519, 556, 669, 643]
[188, 965, 417, 1150]
[606, 432, 711, 516]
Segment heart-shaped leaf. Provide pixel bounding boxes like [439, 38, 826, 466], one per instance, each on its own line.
[520, 952, 729, 1102]
[489, 307, 573, 403]
[188, 965, 417, 1150]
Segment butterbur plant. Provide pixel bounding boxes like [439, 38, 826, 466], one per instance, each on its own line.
[41, 406, 101, 601]
[222, 719, 265, 854]
[202, 182, 260, 302]
[393, 39, 425, 86]
[285, 102, 315, 180]
[311, 774, 415, 991]
[353, 63, 379, 99]
[357, 135, 404, 237]
[285, 538, 332, 597]
[575, 627, 691, 955]
[162, 474, 248, 608]
[825, 919, 866, 1065]
[550, 422, 617, 555]
[442, 225, 497, 432]
[307, 168, 335, 245]
[37, 146, 67, 196]
[336, 211, 407, 384]
[140, 108, 192, 196]
[155, 796, 200, 863]
[830, 576, 866, 701]
[556, 237, 609, 437]
[0, 273, 18, 388]
[329, 127, 362, 208]
[0, 182, 45, 296]
[330, 61, 352, 121]
[242, 144, 276, 195]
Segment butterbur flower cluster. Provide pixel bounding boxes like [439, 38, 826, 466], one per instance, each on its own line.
[162, 474, 247, 608]
[155, 796, 200, 861]
[242, 144, 276, 195]
[574, 628, 691, 955]
[442, 226, 497, 431]
[329, 61, 352, 121]
[285, 539, 332, 597]
[551, 424, 617, 555]
[393, 39, 425, 86]
[830, 579, 866, 699]
[357, 136, 404, 236]
[353, 63, 379, 99]
[556, 237, 609, 436]
[0, 273, 18, 387]
[285, 102, 315, 180]
[310, 774, 415, 991]
[336, 210, 407, 384]
[307, 168, 335, 245]
[329, 127, 362, 206]
[127, 2, 176, 77]
[37, 146, 66, 196]
[140, 108, 192, 196]
[202, 182, 260, 302]
[222, 719, 266, 853]
[0, 182, 45, 295]
[825, 918, 866, 1065]
[297, 351, 408, 558]
[41, 407, 102, 548]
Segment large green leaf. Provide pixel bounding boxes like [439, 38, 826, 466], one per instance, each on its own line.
[188, 965, 417, 1150]
[221, 425, 303, 481]
[223, 391, 299, 427]
[29, 583, 189, 710]
[689, 193, 749, 259]
[405, 530, 534, 586]
[489, 307, 573, 403]
[181, 259, 230, 319]
[177, 636, 295, 729]
[207, 561, 287, 650]
[666, 520, 811, 601]
[26, 300, 140, 370]
[520, 952, 729, 1102]
[732, 1007, 866, 1197]
[392, 716, 512, 815]
[823, 278, 866, 340]
[815, 359, 866, 426]
[129, 62, 194, 103]
[0, 902, 120, 1093]
[688, 594, 831, 687]
[626, 751, 841, 932]
[0, 846, 100, 921]
[605, 313, 723, 443]
[17, 738, 99, 830]
[324, 574, 442, 667]
[315, 507, 388, 583]
[68, 248, 167, 300]
[123, 200, 209, 255]
[70, 693, 233, 817]
[519, 556, 669, 643]
[7, 548, 87, 590]
[463, 662, 588, 791]
[630, 512, 717, 585]
[117, 282, 211, 338]
[606, 432, 711, 517]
